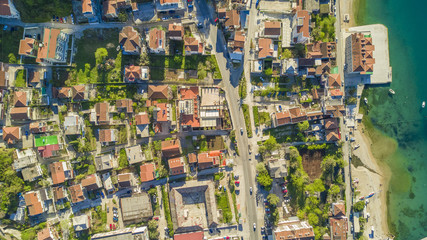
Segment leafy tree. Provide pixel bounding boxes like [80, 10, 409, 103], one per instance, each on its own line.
[267, 193, 280, 207]
[8, 53, 17, 63]
[256, 162, 267, 173]
[118, 10, 128, 22]
[282, 49, 292, 59]
[306, 179, 325, 194]
[353, 201, 365, 212]
[297, 121, 310, 132]
[95, 48, 108, 65]
[328, 184, 341, 199]
[264, 68, 273, 76]
[257, 171, 273, 190]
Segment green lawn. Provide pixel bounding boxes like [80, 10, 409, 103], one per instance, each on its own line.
[0, 26, 24, 63]
[215, 191, 232, 223]
[242, 104, 253, 138]
[34, 135, 58, 147]
[13, 0, 72, 23]
[15, 69, 27, 87]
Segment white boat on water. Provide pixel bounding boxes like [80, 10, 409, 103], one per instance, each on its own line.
[364, 98, 368, 104]
[423, 101, 425, 108]
[389, 89, 395, 94]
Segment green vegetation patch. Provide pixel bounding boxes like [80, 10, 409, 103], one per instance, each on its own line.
[215, 191, 232, 223]
[312, 15, 336, 42]
[34, 135, 58, 147]
[239, 76, 247, 99]
[241, 104, 253, 138]
[14, 0, 72, 22]
[15, 69, 27, 87]
[0, 26, 23, 63]
[161, 185, 174, 236]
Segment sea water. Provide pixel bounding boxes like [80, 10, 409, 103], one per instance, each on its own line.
[356, 0, 427, 238]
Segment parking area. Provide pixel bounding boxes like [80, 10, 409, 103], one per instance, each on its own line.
[106, 197, 123, 231]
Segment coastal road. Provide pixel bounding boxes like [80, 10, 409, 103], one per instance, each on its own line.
[194, 0, 259, 238]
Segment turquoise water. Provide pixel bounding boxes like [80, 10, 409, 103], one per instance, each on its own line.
[359, 0, 427, 239]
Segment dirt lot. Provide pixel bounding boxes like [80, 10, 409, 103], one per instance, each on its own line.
[206, 136, 225, 151]
[300, 149, 324, 180]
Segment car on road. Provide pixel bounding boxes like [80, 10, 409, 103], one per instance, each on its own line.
[250, 187, 253, 195]
[188, 4, 193, 8]
[354, 144, 360, 150]
[253, 223, 256, 231]
[248, 145, 252, 154]
[197, 23, 203, 28]
[214, 17, 218, 23]
[110, 224, 112, 230]
[234, 174, 239, 180]
[240, 128, 243, 135]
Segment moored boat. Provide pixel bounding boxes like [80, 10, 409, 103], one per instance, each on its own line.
[423, 101, 425, 108]
[389, 89, 395, 94]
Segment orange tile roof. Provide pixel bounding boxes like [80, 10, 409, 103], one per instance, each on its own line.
[330, 217, 348, 240]
[351, 33, 375, 73]
[125, 65, 142, 81]
[258, 38, 273, 59]
[174, 231, 204, 240]
[69, 184, 85, 203]
[24, 192, 43, 216]
[188, 153, 197, 163]
[53, 186, 65, 201]
[10, 107, 30, 120]
[18, 38, 35, 56]
[56, 87, 71, 98]
[274, 220, 315, 240]
[326, 128, 340, 141]
[168, 157, 184, 175]
[156, 103, 169, 122]
[81, 174, 100, 191]
[289, 107, 307, 122]
[140, 163, 155, 182]
[265, 21, 281, 36]
[103, 0, 117, 15]
[119, 26, 141, 52]
[161, 139, 181, 158]
[37, 28, 61, 62]
[37, 227, 53, 240]
[148, 85, 169, 99]
[116, 99, 133, 113]
[275, 110, 291, 126]
[135, 113, 150, 125]
[324, 118, 338, 130]
[330, 89, 343, 97]
[2, 126, 20, 144]
[332, 202, 346, 217]
[29, 70, 40, 83]
[95, 102, 109, 122]
[160, 0, 179, 4]
[184, 37, 201, 53]
[0, 0, 11, 16]
[181, 114, 200, 128]
[225, 10, 240, 28]
[99, 129, 113, 142]
[149, 28, 165, 50]
[14, 91, 27, 107]
[328, 74, 341, 88]
[296, 10, 310, 38]
[180, 86, 199, 100]
[72, 85, 85, 100]
[82, 0, 93, 14]
[168, 23, 184, 39]
[49, 162, 66, 185]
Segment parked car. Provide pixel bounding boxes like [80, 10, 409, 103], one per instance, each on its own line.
[110, 224, 112, 230]
[253, 223, 256, 231]
[197, 22, 203, 28]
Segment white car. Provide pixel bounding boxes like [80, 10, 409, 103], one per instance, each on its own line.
[253, 223, 256, 231]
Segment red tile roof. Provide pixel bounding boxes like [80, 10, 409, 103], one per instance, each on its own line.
[72, 85, 86, 100]
[148, 85, 169, 99]
[328, 74, 341, 88]
[37, 28, 61, 62]
[116, 99, 133, 113]
[119, 26, 141, 52]
[174, 231, 204, 240]
[49, 162, 66, 185]
[275, 110, 291, 126]
[296, 10, 310, 38]
[18, 38, 35, 56]
[81, 174, 100, 191]
[10, 107, 30, 120]
[2, 126, 20, 144]
[149, 28, 165, 50]
[225, 10, 240, 28]
[168, 157, 184, 175]
[332, 202, 346, 217]
[181, 114, 200, 128]
[351, 33, 375, 73]
[140, 163, 155, 182]
[289, 107, 307, 123]
[265, 21, 281, 36]
[155, 103, 169, 122]
[330, 217, 348, 240]
[53, 186, 65, 202]
[82, 0, 93, 14]
[29, 70, 40, 83]
[56, 87, 71, 98]
[324, 118, 338, 130]
[258, 38, 274, 59]
[24, 192, 43, 216]
[38, 144, 60, 158]
[188, 153, 197, 163]
[14, 91, 27, 107]
[326, 128, 340, 141]
[125, 65, 142, 81]
[180, 87, 199, 100]
[197, 152, 220, 169]
[69, 184, 85, 203]
[184, 37, 203, 53]
[95, 102, 109, 123]
[161, 139, 181, 158]
[330, 89, 343, 97]
[135, 113, 150, 125]
[168, 23, 184, 39]
[37, 227, 53, 240]
[99, 129, 114, 143]
[0, 0, 11, 16]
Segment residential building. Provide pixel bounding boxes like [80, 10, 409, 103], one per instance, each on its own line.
[0, 62, 9, 89]
[184, 37, 204, 55]
[53, 185, 67, 202]
[148, 85, 170, 99]
[168, 23, 184, 41]
[24, 191, 45, 216]
[257, 38, 274, 59]
[272, 110, 291, 127]
[38, 144, 60, 158]
[188, 152, 198, 168]
[94, 154, 114, 171]
[119, 26, 142, 54]
[306, 41, 336, 59]
[37, 227, 56, 240]
[289, 107, 307, 123]
[347, 32, 375, 74]
[330, 202, 348, 240]
[174, 230, 204, 240]
[49, 161, 74, 185]
[82, 0, 96, 22]
[14, 91, 28, 107]
[28, 69, 43, 87]
[161, 139, 181, 158]
[21, 164, 43, 182]
[91, 226, 149, 240]
[274, 218, 315, 240]
[168, 157, 185, 175]
[179, 86, 200, 130]
[264, 21, 281, 38]
[18, 28, 70, 64]
[14, 149, 37, 170]
[135, 112, 150, 136]
[282, 58, 299, 76]
[120, 194, 153, 224]
[64, 114, 83, 135]
[199, 87, 225, 128]
[140, 163, 155, 182]
[102, 172, 114, 193]
[156, 0, 184, 13]
[72, 85, 86, 101]
[148, 28, 166, 54]
[125, 145, 145, 165]
[291, 9, 310, 44]
[116, 99, 133, 114]
[98, 129, 117, 146]
[153, 102, 171, 133]
[102, 0, 131, 19]
[69, 184, 86, 204]
[54, 87, 71, 99]
[29, 121, 49, 134]
[10, 107, 30, 121]
[267, 158, 287, 179]
[228, 31, 245, 62]
[81, 174, 103, 191]
[197, 151, 220, 170]
[324, 118, 340, 141]
[2, 126, 21, 144]
[325, 105, 345, 118]
[124, 65, 149, 82]
[93, 102, 110, 125]
[224, 10, 240, 30]
[73, 214, 90, 232]
[117, 173, 133, 188]
[328, 74, 341, 89]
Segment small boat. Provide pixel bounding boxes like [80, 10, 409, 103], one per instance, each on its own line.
[367, 192, 375, 198]
[364, 98, 368, 104]
[423, 101, 425, 108]
[389, 89, 395, 95]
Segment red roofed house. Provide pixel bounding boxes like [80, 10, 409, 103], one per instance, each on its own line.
[179, 86, 200, 130]
[324, 118, 340, 142]
[229, 31, 245, 62]
[329, 89, 343, 98]
[330, 202, 348, 240]
[37, 227, 57, 240]
[116, 99, 133, 114]
[349, 32, 375, 74]
[54, 87, 71, 99]
[289, 107, 307, 123]
[148, 28, 166, 54]
[18, 38, 36, 57]
[184, 37, 204, 55]
[38, 144, 60, 158]
[274, 218, 315, 240]
[153, 102, 172, 133]
[81, 174, 103, 191]
[103, 0, 131, 19]
[306, 41, 336, 59]
[168, 23, 184, 41]
[69, 184, 86, 204]
[174, 230, 204, 240]
[135, 112, 150, 137]
[264, 21, 281, 38]
[258, 38, 274, 59]
[24, 191, 45, 216]
[82, 0, 96, 22]
[72, 85, 86, 101]
[98, 129, 117, 146]
[14, 91, 28, 107]
[119, 26, 142, 55]
[2, 126, 21, 145]
[53, 186, 67, 203]
[224, 10, 240, 30]
[291, 9, 310, 44]
[124, 65, 149, 82]
[148, 85, 170, 99]
[140, 163, 156, 182]
[168, 157, 185, 175]
[197, 151, 220, 170]
[0, 0, 12, 17]
[93, 102, 110, 125]
[328, 73, 341, 89]
[49, 161, 74, 185]
[157, 0, 183, 13]
[10, 107, 31, 121]
[161, 139, 181, 158]
[273, 109, 291, 127]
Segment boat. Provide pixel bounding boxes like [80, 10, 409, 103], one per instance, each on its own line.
[367, 192, 375, 198]
[364, 98, 368, 104]
[389, 89, 395, 95]
[423, 101, 425, 108]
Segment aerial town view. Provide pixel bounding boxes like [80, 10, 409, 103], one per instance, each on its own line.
[0, 0, 426, 239]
